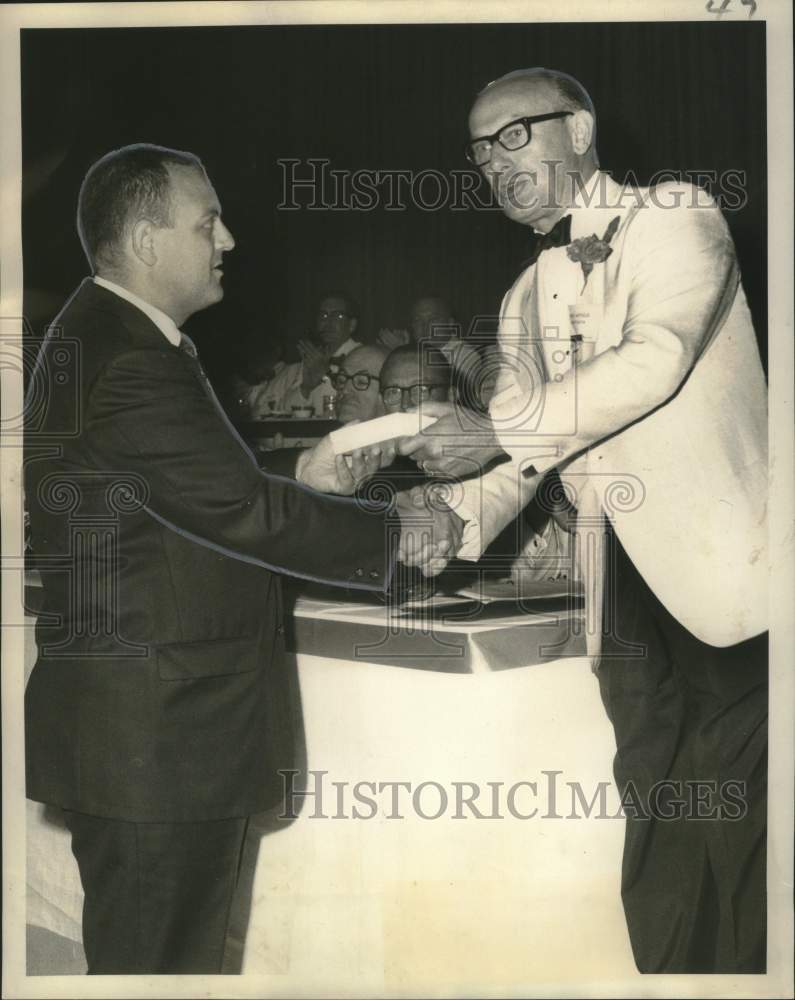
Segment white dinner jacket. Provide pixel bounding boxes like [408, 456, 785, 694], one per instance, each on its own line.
[458, 172, 767, 648]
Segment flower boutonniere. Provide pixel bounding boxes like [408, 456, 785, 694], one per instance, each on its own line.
[566, 215, 621, 291]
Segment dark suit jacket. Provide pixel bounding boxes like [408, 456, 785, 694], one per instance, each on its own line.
[24, 279, 392, 822]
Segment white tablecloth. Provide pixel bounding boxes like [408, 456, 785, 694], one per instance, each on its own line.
[25, 605, 637, 988]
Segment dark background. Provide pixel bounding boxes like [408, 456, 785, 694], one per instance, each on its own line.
[21, 21, 766, 383]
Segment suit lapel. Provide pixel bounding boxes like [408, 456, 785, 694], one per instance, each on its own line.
[74, 278, 181, 353]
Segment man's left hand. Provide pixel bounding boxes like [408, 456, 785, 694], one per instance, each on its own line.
[398, 401, 506, 478]
[296, 432, 397, 494]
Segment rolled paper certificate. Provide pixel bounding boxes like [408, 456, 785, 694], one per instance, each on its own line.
[329, 411, 438, 455]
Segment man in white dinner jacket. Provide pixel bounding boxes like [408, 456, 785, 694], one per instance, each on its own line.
[401, 67, 768, 974]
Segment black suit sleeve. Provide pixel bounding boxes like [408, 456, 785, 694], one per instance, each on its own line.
[85, 346, 393, 590]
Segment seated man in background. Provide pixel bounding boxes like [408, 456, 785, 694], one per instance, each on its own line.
[379, 341, 452, 415]
[287, 291, 363, 414]
[226, 338, 287, 419]
[377, 295, 456, 349]
[377, 295, 479, 393]
[363, 342, 455, 493]
[332, 344, 389, 424]
[261, 342, 449, 484]
[263, 344, 389, 478]
[247, 291, 362, 415]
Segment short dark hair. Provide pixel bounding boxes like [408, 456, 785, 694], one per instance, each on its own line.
[410, 295, 456, 321]
[317, 290, 360, 322]
[77, 143, 204, 272]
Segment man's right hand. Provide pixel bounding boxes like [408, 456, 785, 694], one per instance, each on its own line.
[295, 432, 397, 495]
[394, 486, 464, 577]
[297, 339, 330, 396]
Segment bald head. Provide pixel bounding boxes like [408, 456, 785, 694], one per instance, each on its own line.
[345, 344, 389, 373]
[469, 67, 598, 232]
[335, 344, 389, 423]
[380, 344, 452, 414]
[477, 68, 595, 121]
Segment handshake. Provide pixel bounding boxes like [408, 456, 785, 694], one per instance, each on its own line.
[393, 483, 464, 579]
[294, 417, 465, 578]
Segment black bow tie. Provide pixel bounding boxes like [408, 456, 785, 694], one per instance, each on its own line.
[524, 214, 572, 267]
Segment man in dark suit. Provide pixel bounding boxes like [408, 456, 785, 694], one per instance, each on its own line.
[24, 143, 461, 974]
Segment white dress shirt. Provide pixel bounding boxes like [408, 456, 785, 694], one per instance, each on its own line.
[93, 275, 182, 346]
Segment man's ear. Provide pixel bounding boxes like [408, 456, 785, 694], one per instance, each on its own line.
[349, 317, 358, 335]
[568, 110, 595, 156]
[130, 218, 158, 267]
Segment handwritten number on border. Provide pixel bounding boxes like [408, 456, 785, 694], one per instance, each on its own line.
[706, 0, 757, 16]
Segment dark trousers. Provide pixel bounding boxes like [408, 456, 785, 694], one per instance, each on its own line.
[63, 810, 249, 974]
[597, 528, 767, 973]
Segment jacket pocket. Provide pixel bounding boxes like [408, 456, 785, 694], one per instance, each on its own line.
[157, 636, 261, 681]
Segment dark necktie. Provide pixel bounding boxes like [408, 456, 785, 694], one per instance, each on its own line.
[179, 332, 254, 449]
[524, 214, 572, 267]
[180, 332, 215, 394]
[179, 332, 198, 359]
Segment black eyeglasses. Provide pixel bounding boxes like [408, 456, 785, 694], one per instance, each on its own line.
[331, 371, 380, 391]
[318, 309, 349, 321]
[465, 112, 574, 167]
[381, 383, 447, 406]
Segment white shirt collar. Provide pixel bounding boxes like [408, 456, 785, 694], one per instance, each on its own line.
[331, 337, 361, 358]
[93, 276, 182, 346]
